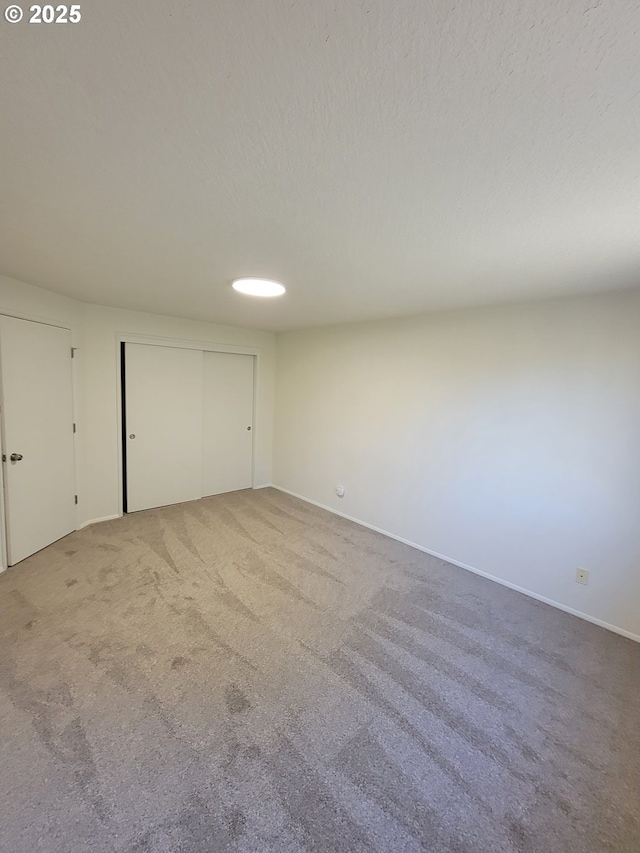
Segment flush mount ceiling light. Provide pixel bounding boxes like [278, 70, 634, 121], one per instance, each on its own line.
[232, 278, 286, 297]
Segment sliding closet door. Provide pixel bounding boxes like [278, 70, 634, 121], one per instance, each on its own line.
[202, 352, 254, 496]
[125, 343, 203, 512]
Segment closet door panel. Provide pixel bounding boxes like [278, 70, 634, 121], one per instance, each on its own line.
[125, 343, 203, 512]
[202, 352, 254, 496]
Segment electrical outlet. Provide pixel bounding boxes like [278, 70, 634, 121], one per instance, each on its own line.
[575, 567, 589, 586]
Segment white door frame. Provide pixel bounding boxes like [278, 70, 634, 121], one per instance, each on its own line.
[115, 333, 261, 518]
[0, 311, 80, 573]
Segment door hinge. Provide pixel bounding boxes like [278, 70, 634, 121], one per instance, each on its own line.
[73, 423, 76, 433]
[74, 495, 78, 505]
[71, 347, 77, 358]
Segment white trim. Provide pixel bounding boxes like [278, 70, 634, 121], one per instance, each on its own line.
[252, 483, 272, 490]
[115, 331, 263, 357]
[0, 377, 7, 573]
[0, 310, 74, 332]
[77, 514, 121, 530]
[271, 485, 640, 644]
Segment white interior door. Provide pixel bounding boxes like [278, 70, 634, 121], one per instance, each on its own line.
[125, 343, 203, 512]
[202, 352, 254, 496]
[0, 316, 76, 565]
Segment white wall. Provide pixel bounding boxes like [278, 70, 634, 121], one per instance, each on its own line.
[3, 274, 639, 638]
[79, 303, 274, 525]
[274, 290, 640, 639]
[0, 275, 84, 330]
[1, 275, 276, 534]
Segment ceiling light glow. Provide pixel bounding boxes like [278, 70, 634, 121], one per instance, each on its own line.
[232, 278, 286, 297]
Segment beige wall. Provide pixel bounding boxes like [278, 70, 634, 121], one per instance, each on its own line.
[274, 290, 640, 639]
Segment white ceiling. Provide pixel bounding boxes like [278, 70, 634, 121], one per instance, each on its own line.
[1, 0, 638, 331]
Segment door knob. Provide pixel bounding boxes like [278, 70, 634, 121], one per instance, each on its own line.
[10, 453, 23, 462]
[246, 426, 251, 431]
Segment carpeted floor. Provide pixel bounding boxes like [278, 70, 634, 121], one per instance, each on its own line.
[1, 488, 638, 852]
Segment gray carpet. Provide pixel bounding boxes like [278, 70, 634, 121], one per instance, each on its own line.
[1, 488, 638, 853]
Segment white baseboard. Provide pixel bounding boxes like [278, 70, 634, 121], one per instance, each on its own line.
[77, 514, 121, 530]
[252, 483, 272, 490]
[271, 484, 640, 644]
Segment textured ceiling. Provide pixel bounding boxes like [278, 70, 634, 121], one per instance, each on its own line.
[1, 0, 638, 331]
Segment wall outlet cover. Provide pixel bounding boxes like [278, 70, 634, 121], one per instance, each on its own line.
[575, 567, 589, 585]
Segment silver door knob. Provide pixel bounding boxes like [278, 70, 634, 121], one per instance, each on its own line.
[129, 434, 136, 439]
[10, 453, 23, 462]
